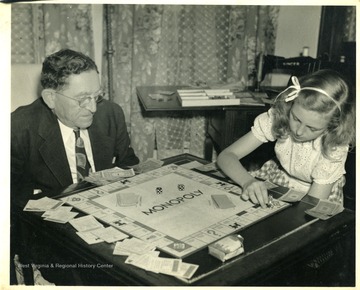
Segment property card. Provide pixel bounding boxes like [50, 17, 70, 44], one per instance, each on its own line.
[174, 262, 199, 279]
[125, 252, 161, 273]
[211, 194, 236, 209]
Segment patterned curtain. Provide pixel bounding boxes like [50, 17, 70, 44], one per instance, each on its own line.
[344, 6, 356, 42]
[103, 5, 280, 161]
[11, 4, 280, 162]
[11, 4, 94, 64]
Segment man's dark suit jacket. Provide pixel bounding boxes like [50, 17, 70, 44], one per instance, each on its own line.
[11, 98, 139, 207]
[11, 98, 140, 285]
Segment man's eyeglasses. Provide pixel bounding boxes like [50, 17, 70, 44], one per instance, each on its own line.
[55, 90, 105, 108]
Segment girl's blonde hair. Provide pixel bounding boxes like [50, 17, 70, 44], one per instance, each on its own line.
[272, 69, 355, 158]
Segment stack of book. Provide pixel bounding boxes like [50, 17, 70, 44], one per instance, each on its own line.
[177, 89, 239, 107]
[177, 89, 264, 107]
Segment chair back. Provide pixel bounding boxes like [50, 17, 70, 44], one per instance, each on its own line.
[11, 64, 42, 112]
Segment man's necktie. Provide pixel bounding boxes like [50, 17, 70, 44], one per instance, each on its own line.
[74, 130, 90, 181]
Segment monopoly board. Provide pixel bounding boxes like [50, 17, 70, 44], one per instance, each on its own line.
[61, 164, 289, 258]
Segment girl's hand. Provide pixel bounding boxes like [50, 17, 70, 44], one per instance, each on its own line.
[241, 178, 269, 208]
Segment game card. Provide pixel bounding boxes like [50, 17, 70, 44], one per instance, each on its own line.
[116, 192, 140, 207]
[211, 194, 236, 209]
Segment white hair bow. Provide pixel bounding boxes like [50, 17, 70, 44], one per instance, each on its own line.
[284, 76, 301, 102]
[276, 76, 341, 111]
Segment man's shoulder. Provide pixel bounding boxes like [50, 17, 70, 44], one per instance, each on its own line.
[11, 98, 49, 126]
[12, 98, 46, 115]
[95, 99, 125, 116]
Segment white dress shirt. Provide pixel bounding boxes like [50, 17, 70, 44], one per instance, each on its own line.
[58, 120, 96, 183]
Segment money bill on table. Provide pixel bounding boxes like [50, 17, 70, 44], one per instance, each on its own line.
[23, 196, 65, 211]
[90, 226, 129, 243]
[85, 167, 136, 185]
[125, 253, 199, 279]
[195, 162, 218, 172]
[195, 162, 228, 178]
[43, 211, 79, 224]
[99, 167, 135, 179]
[278, 189, 307, 202]
[310, 199, 343, 215]
[264, 180, 278, 190]
[41, 206, 78, 223]
[305, 199, 344, 220]
[69, 215, 104, 232]
[41, 205, 73, 216]
[113, 237, 156, 256]
[76, 231, 104, 245]
[132, 158, 164, 174]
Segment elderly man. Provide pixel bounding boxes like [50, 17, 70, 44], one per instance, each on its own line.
[11, 48, 139, 206]
[11, 49, 139, 285]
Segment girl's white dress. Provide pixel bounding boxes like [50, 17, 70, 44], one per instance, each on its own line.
[250, 108, 348, 204]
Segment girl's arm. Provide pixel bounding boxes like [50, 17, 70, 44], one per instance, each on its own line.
[217, 131, 269, 208]
[307, 182, 335, 200]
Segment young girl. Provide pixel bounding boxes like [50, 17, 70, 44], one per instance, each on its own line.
[217, 69, 355, 208]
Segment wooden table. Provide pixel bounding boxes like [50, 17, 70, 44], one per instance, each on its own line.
[11, 154, 355, 286]
[136, 86, 269, 161]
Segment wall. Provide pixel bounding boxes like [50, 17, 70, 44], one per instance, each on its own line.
[275, 6, 322, 58]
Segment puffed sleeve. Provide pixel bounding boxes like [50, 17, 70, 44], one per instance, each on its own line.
[312, 145, 349, 184]
[251, 108, 276, 143]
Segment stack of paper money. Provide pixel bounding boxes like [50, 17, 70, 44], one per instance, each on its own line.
[305, 199, 344, 220]
[23, 197, 79, 223]
[125, 252, 199, 279]
[278, 189, 307, 202]
[85, 167, 135, 185]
